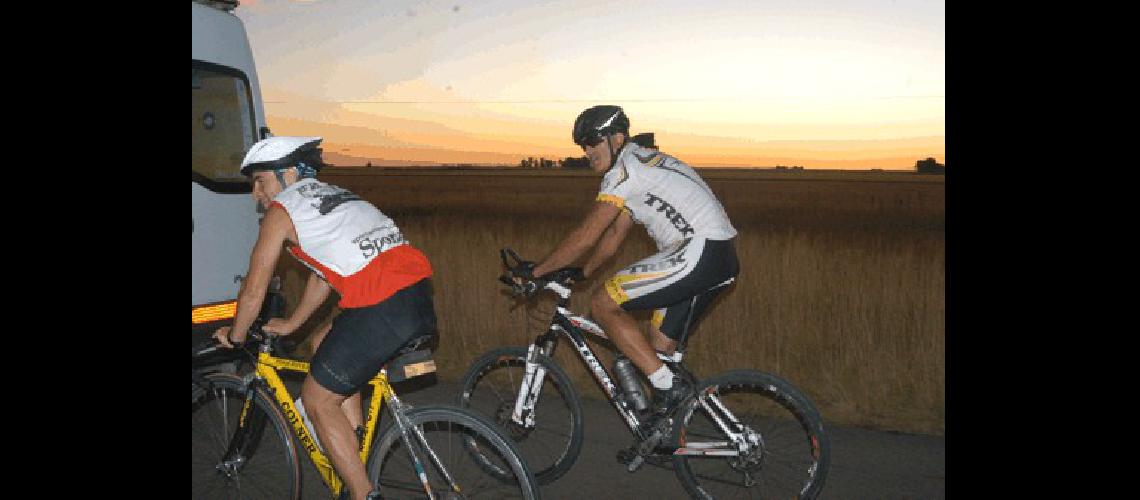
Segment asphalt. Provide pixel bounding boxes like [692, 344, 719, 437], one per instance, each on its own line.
[269, 375, 945, 499]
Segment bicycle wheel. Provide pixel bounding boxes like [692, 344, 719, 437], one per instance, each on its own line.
[366, 405, 540, 499]
[192, 372, 302, 500]
[457, 346, 583, 484]
[672, 370, 830, 499]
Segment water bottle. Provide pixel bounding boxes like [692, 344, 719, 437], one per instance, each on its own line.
[295, 398, 325, 453]
[613, 356, 649, 412]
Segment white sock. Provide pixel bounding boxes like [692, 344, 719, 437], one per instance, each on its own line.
[648, 364, 674, 390]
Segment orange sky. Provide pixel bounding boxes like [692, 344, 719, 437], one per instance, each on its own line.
[238, 0, 945, 170]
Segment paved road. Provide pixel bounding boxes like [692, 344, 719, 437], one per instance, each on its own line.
[310, 377, 942, 499]
[199, 374, 943, 499]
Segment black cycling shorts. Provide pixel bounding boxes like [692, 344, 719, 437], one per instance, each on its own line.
[606, 238, 738, 342]
[310, 278, 437, 396]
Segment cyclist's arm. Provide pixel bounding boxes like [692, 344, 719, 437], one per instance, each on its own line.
[532, 200, 622, 277]
[268, 272, 331, 335]
[583, 209, 634, 278]
[219, 205, 291, 346]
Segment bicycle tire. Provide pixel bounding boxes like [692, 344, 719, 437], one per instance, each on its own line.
[672, 370, 830, 499]
[192, 372, 302, 500]
[457, 346, 583, 484]
[366, 405, 541, 500]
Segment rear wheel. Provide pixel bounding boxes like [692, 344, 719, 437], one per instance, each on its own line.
[366, 405, 540, 499]
[457, 346, 583, 484]
[191, 372, 302, 500]
[672, 370, 830, 499]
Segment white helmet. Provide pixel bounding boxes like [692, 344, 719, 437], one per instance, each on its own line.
[239, 136, 323, 177]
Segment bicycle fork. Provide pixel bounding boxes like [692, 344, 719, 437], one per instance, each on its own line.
[218, 382, 269, 476]
[509, 343, 549, 428]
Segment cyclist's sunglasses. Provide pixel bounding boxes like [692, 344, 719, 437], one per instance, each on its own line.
[580, 135, 606, 149]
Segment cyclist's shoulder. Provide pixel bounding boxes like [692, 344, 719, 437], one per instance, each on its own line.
[616, 143, 661, 166]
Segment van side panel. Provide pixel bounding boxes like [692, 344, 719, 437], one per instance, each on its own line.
[192, 182, 260, 306]
[191, 3, 265, 128]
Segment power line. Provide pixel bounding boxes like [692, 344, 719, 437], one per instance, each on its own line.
[263, 95, 944, 105]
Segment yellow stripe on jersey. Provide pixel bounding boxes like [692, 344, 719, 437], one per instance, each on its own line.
[604, 272, 668, 305]
[651, 309, 666, 329]
[596, 194, 625, 209]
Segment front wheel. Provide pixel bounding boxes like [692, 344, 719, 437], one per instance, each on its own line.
[672, 370, 830, 499]
[191, 372, 302, 500]
[457, 346, 583, 484]
[366, 405, 541, 499]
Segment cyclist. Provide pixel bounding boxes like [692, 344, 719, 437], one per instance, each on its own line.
[524, 105, 739, 432]
[213, 136, 436, 500]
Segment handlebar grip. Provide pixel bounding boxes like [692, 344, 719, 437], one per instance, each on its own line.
[192, 338, 221, 358]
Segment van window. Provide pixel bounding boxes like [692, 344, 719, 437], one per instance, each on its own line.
[193, 61, 256, 191]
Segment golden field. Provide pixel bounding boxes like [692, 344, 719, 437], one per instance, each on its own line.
[275, 167, 945, 435]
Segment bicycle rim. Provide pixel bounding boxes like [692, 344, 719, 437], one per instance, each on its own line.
[673, 371, 830, 499]
[191, 373, 301, 500]
[367, 406, 540, 500]
[458, 347, 582, 484]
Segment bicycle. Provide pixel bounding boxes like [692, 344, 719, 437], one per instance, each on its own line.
[192, 318, 541, 500]
[456, 248, 830, 499]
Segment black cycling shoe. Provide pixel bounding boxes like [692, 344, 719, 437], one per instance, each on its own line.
[650, 375, 693, 418]
[639, 375, 693, 440]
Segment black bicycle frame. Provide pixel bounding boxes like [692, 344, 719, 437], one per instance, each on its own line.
[527, 294, 649, 440]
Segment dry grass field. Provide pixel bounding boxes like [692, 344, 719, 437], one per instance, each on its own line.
[274, 167, 945, 435]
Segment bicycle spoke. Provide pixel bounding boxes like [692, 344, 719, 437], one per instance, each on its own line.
[192, 374, 300, 500]
[673, 372, 829, 499]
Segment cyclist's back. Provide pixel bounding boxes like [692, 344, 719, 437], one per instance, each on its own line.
[599, 143, 737, 252]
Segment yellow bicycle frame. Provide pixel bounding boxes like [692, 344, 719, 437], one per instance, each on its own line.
[247, 348, 434, 497]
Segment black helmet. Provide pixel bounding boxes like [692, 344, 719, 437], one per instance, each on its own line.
[572, 105, 630, 147]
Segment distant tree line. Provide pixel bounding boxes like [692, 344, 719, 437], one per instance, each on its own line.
[519, 132, 659, 169]
[915, 157, 946, 174]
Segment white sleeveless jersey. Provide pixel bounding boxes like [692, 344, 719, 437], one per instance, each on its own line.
[597, 144, 737, 251]
[272, 178, 407, 279]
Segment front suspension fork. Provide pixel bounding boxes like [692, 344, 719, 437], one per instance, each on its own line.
[510, 341, 553, 427]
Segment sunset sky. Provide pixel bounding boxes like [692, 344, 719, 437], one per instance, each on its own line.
[235, 0, 944, 169]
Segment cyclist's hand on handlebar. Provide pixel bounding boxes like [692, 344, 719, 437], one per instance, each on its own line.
[213, 326, 241, 349]
[262, 317, 298, 336]
[512, 260, 537, 281]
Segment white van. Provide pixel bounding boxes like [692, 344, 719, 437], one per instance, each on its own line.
[192, 0, 273, 345]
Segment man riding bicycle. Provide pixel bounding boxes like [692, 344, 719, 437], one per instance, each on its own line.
[212, 136, 437, 500]
[524, 105, 739, 431]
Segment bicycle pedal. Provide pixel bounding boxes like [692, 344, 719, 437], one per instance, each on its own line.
[626, 454, 645, 472]
[616, 447, 637, 465]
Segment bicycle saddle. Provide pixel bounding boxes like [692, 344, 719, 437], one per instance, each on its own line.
[386, 333, 438, 383]
[396, 333, 435, 356]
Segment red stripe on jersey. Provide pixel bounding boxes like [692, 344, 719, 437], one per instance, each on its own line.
[288, 244, 433, 308]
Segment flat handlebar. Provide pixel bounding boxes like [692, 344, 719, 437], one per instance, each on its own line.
[498, 247, 585, 298]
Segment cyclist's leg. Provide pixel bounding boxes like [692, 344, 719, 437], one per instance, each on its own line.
[590, 289, 661, 375]
[309, 317, 364, 431]
[301, 377, 371, 499]
[307, 279, 437, 499]
[649, 312, 678, 356]
[650, 278, 732, 356]
[597, 238, 709, 376]
[606, 238, 738, 418]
